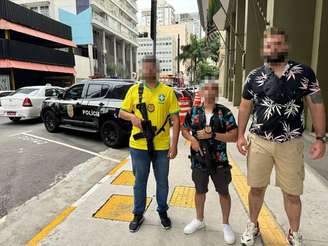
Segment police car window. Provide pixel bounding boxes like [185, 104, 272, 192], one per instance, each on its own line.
[101, 84, 109, 97]
[86, 84, 103, 99]
[64, 84, 84, 100]
[105, 84, 132, 100]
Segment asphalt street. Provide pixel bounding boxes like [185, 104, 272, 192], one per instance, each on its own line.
[0, 117, 129, 218]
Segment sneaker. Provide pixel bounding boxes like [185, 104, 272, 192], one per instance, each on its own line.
[287, 229, 304, 246]
[240, 222, 260, 246]
[129, 214, 144, 233]
[183, 219, 206, 234]
[159, 212, 172, 230]
[223, 224, 235, 244]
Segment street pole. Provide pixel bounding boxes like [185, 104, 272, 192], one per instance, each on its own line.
[151, 0, 157, 58]
[177, 34, 180, 76]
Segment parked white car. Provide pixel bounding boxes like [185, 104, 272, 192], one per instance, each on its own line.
[0, 85, 64, 122]
[0, 91, 14, 98]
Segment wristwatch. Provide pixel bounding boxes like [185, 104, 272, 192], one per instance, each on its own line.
[316, 136, 327, 143]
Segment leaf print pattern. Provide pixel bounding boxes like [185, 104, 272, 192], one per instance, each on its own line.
[242, 60, 321, 143]
[284, 100, 300, 118]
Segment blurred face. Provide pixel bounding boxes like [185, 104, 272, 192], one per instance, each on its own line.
[142, 61, 157, 82]
[263, 34, 288, 63]
[201, 82, 219, 103]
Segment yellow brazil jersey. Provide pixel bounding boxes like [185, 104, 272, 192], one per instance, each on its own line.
[121, 82, 180, 151]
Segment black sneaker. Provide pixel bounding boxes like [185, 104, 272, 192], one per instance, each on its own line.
[129, 214, 144, 233]
[159, 212, 171, 230]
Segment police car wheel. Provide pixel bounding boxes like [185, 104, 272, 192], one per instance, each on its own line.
[44, 111, 59, 133]
[100, 120, 123, 148]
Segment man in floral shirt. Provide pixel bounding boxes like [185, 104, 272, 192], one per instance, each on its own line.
[237, 27, 326, 246]
[182, 80, 238, 244]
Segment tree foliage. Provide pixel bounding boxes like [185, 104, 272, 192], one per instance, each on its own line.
[179, 35, 220, 83]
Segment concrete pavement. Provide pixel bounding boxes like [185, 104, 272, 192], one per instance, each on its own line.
[4, 98, 328, 246]
[36, 137, 263, 246]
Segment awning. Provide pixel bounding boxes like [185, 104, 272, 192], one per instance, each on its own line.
[0, 59, 76, 75]
[0, 19, 76, 48]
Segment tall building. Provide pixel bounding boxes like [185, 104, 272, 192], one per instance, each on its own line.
[141, 0, 175, 26]
[175, 12, 202, 39]
[138, 36, 177, 75]
[11, 0, 138, 80]
[137, 24, 188, 80]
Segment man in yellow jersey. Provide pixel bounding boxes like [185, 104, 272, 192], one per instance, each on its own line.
[119, 56, 180, 233]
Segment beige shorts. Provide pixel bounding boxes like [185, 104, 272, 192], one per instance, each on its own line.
[247, 134, 305, 196]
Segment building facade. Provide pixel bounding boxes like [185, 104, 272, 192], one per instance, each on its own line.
[137, 23, 188, 80]
[175, 12, 202, 39]
[138, 36, 177, 76]
[11, 0, 138, 80]
[0, 0, 75, 90]
[198, 0, 328, 132]
[141, 0, 175, 26]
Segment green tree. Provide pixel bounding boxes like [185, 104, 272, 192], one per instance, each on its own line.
[180, 34, 206, 84]
[179, 34, 220, 84]
[198, 61, 220, 80]
[107, 63, 129, 78]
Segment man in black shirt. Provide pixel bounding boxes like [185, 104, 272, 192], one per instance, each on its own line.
[237, 27, 326, 246]
[182, 81, 238, 244]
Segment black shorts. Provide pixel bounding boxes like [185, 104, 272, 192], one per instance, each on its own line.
[192, 166, 232, 195]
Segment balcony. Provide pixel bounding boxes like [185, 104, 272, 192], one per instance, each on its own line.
[92, 11, 137, 44]
[91, 0, 137, 24]
[0, 0, 72, 41]
[0, 38, 75, 67]
[125, 0, 137, 10]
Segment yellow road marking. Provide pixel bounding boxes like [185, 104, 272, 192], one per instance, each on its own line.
[108, 158, 129, 176]
[111, 170, 135, 186]
[27, 156, 129, 245]
[169, 186, 195, 208]
[26, 206, 76, 246]
[93, 194, 152, 222]
[228, 153, 288, 245]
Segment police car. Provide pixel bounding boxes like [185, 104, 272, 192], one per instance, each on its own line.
[41, 79, 134, 148]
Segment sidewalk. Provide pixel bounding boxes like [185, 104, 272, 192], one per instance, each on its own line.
[27, 98, 328, 246]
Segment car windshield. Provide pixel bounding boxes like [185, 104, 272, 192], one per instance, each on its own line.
[12, 88, 39, 96]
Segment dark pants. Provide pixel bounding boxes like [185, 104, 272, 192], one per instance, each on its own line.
[192, 166, 232, 195]
[130, 148, 170, 215]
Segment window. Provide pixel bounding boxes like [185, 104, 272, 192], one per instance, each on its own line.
[86, 84, 109, 99]
[86, 84, 102, 99]
[40, 5, 49, 17]
[13, 88, 39, 96]
[64, 84, 84, 100]
[101, 84, 110, 97]
[105, 84, 132, 100]
[45, 88, 59, 97]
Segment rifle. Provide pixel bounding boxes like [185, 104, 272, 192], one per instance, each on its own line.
[134, 101, 157, 157]
[189, 131, 218, 174]
[132, 83, 170, 158]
